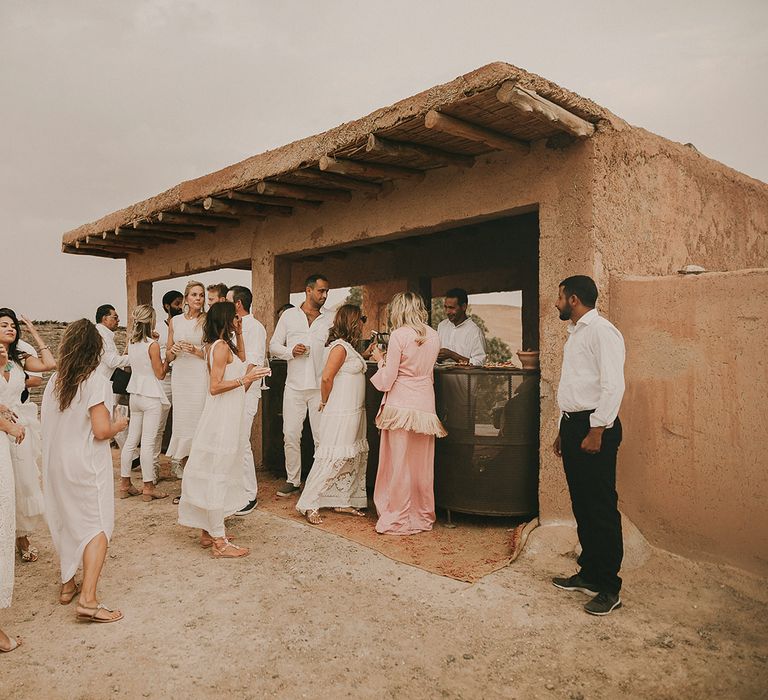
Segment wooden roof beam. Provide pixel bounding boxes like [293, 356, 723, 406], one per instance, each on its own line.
[291, 168, 383, 195]
[157, 212, 222, 228]
[110, 228, 180, 244]
[178, 203, 246, 223]
[203, 196, 291, 218]
[496, 82, 595, 138]
[132, 220, 206, 235]
[128, 224, 196, 239]
[256, 181, 351, 203]
[227, 190, 319, 210]
[63, 244, 122, 259]
[319, 155, 425, 181]
[366, 134, 474, 168]
[75, 239, 143, 255]
[424, 110, 529, 154]
[85, 234, 154, 250]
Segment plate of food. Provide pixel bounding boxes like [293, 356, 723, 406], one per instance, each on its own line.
[481, 360, 521, 370]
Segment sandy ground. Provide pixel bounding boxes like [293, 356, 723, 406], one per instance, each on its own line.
[2, 463, 767, 700]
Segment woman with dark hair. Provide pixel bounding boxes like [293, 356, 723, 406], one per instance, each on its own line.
[0, 308, 56, 562]
[41, 319, 128, 621]
[177, 302, 270, 558]
[296, 304, 369, 524]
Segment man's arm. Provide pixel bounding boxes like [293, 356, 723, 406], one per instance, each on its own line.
[268, 311, 293, 361]
[99, 330, 130, 370]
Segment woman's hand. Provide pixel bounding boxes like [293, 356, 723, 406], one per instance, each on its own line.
[371, 345, 385, 363]
[8, 423, 25, 444]
[170, 342, 183, 355]
[0, 404, 17, 422]
[113, 416, 129, 434]
[233, 316, 242, 336]
[243, 366, 271, 388]
[19, 315, 39, 339]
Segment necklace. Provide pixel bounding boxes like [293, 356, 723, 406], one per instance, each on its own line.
[3, 361, 11, 373]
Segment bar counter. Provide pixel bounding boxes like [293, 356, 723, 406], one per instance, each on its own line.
[262, 361, 539, 518]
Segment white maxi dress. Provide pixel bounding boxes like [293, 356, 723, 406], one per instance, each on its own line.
[296, 340, 369, 514]
[166, 314, 207, 461]
[178, 340, 248, 537]
[41, 372, 115, 583]
[0, 432, 15, 608]
[0, 361, 44, 537]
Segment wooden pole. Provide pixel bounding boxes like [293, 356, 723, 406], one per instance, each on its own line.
[62, 244, 120, 259]
[424, 110, 529, 154]
[496, 81, 595, 138]
[256, 181, 351, 203]
[227, 190, 320, 209]
[110, 228, 179, 244]
[127, 225, 196, 239]
[319, 155, 425, 181]
[203, 196, 291, 218]
[157, 212, 229, 228]
[178, 203, 246, 223]
[291, 168, 383, 195]
[366, 134, 474, 168]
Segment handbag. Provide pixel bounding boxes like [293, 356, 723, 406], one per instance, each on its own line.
[110, 367, 131, 395]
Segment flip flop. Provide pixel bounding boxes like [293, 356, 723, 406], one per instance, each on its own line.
[76, 604, 123, 624]
[332, 507, 366, 517]
[0, 637, 22, 653]
[119, 485, 141, 499]
[141, 490, 169, 502]
[59, 582, 80, 605]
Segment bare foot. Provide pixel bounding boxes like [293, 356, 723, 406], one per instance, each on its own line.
[76, 601, 123, 623]
[0, 628, 22, 653]
[59, 578, 79, 605]
[306, 509, 323, 525]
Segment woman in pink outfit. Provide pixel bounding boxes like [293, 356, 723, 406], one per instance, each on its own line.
[370, 292, 446, 535]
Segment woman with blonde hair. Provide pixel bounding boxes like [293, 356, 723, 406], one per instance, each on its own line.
[178, 302, 270, 557]
[165, 280, 207, 478]
[296, 304, 369, 524]
[119, 304, 169, 501]
[41, 319, 128, 621]
[370, 292, 446, 535]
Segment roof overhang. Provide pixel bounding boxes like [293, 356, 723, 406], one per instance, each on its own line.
[61, 62, 615, 259]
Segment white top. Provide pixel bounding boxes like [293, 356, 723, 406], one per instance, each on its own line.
[156, 319, 169, 359]
[557, 308, 625, 428]
[241, 314, 267, 398]
[17, 339, 41, 380]
[269, 306, 335, 391]
[437, 317, 487, 366]
[96, 323, 129, 380]
[41, 372, 115, 583]
[126, 339, 170, 404]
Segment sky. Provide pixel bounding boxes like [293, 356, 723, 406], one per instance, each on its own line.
[1, 0, 765, 321]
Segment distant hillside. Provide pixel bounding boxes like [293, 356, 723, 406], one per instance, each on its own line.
[470, 304, 522, 353]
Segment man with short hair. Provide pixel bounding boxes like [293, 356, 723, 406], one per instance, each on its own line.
[552, 275, 626, 616]
[227, 285, 267, 515]
[95, 304, 131, 450]
[437, 288, 487, 366]
[153, 290, 184, 478]
[269, 274, 334, 497]
[206, 283, 228, 307]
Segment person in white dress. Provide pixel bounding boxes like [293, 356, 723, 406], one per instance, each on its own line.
[0, 308, 56, 563]
[165, 281, 207, 478]
[0, 404, 25, 652]
[41, 319, 128, 623]
[226, 285, 267, 516]
[296, 304, 370, 524]
[178, 302, 270, 558]
[119, 305, 170, 502]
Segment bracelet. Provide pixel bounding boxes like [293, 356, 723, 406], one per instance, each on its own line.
[237, 377, 245, 387]
[39, 345, 50, 351]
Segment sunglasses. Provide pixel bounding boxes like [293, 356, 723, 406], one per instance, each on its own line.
[360, 315, 367, 323]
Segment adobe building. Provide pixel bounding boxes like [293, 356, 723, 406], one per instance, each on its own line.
[62, 63, 768, 576]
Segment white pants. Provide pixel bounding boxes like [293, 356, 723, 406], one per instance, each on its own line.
[113, 394, 130, 450]
[282, 387, 322, 486]
[121, 394, 164, 483]
[241, 390, 260, 501]
[153, 375, 173, 468]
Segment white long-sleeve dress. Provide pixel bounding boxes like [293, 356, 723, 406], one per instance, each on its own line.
[41, 372, 115, 583]
[177, 340, 248, 538]
[0, 360, 44, 537]
[296, 340, 368, 514]
[166, 314, 207, 461]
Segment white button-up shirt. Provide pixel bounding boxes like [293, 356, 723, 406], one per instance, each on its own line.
[96, 323, 129, 381]
[557, 308, 625, 428]
[437, 317, 487, 366]
[269, 306, 334, 391]
[241, 314, 267, 398]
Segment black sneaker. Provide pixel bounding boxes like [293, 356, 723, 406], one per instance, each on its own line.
[235, 499, 258, 516]
[552, 574, 599, 596]
[276, 481, 301, 498]
[131, 457, 141, 471]
[584, 591, 622, 616]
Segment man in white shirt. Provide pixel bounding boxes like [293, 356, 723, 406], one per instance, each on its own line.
[437, 288, 487, 366]
[96, 304, 131, 450]
[269, 274, 334, 497]
[227, 285, 267, 515]
[207, 283, 228, 307]
[153, 290, 183, 478]
[552, 275, 626, 617]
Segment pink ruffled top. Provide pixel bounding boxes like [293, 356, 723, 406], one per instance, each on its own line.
[370, 325, 447, 437]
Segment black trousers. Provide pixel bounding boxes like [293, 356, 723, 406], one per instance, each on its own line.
[560, 413, 623, 595]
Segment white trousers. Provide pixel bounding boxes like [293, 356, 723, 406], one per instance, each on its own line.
[282, 386, 322, 486]
[153, 375, 173, 467]
[121, 394, 164, 483]
[241, 391, 259, 501]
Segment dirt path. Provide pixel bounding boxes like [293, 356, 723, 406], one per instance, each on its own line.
[2, 469, 766, 699]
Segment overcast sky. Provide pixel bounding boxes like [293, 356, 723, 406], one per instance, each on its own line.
[1, 1, 765, 321]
